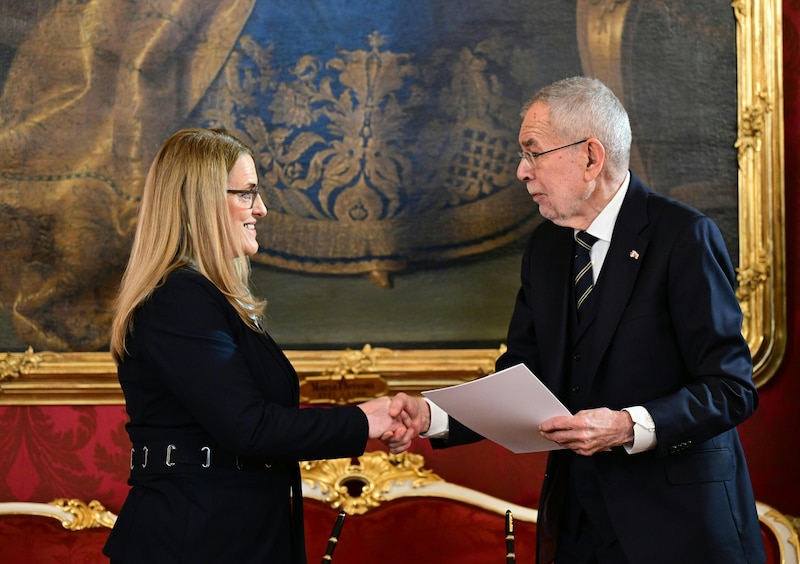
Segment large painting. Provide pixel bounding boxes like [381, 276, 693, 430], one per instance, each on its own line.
[0, 0, 785, 399]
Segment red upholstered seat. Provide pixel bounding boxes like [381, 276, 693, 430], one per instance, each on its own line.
[305, 497, 536, 563]
[0, 514, 110, 563]
[0, 506, 792, 564]
[0, 458, 796, 564]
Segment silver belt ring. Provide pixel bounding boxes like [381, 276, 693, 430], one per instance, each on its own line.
[201, 446, 211, 468]
[165, 444, 177, 467]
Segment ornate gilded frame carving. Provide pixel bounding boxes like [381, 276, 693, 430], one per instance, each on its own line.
[300, 450, 538, 521]
[0, 498, 117, 530]
[731, 0, 786, 386]
[0, 0, 785, 404]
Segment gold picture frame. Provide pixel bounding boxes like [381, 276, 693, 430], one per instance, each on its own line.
[0, 0, 786, 405]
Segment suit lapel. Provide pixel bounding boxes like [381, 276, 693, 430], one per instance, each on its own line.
[532, 226, 574, 399]
[588, 175, 650, 375]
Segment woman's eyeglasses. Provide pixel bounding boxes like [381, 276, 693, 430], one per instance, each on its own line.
[226, 187, 265, 210]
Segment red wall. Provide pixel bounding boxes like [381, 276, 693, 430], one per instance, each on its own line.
[1, 3, 799, 519]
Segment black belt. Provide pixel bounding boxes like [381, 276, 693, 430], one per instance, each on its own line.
[129, 442, 274, 474]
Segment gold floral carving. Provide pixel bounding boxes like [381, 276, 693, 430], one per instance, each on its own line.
[0, 347, 47, 381]
[49, 498, 117, 530]
[0, 499, 117, 530]
[321, 344, 386, 377]
[736, 89, 771, 156]
[300, 451, 444, 515]
[788, 513, 800, 547]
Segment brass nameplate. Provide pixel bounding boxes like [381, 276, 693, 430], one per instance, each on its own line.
[300, 373, 388, 405]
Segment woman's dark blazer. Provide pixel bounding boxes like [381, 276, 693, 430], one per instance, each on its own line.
[437, 174, 765, 564]
[103, 268, 368, 563]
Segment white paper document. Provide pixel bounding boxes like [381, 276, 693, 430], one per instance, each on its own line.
[422, 363, 572, 453]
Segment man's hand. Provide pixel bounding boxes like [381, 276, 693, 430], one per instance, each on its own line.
[382, 393, 431, 454]
[539, 408, 634, 456]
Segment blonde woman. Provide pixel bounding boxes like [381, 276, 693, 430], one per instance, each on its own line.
[104, 129, 406, 563]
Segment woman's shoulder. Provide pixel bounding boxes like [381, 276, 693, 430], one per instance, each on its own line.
[150, 266, 227, 308]
[162, 266, 215, 288]
[132, 267, 237, 336]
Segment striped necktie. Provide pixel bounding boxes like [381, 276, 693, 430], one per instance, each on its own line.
[574, 231, 599, 312]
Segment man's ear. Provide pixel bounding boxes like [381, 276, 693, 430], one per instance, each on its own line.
[584, 139, 605, 181]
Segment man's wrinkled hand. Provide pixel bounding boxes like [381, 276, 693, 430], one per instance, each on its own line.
[538, 407, 634, 456]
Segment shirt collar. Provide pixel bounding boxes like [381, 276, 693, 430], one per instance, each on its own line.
[584, 171, 630, 243]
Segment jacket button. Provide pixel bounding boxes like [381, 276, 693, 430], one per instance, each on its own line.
[571, 385, 580, 393]
[573, 353, 581, 361]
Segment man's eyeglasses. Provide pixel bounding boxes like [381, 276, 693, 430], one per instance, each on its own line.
[227, 187, 265, 210]
[517, 139, 588, 167]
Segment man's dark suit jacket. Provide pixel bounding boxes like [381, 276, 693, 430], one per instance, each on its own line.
[103, 268, 369, 563]
[437, 173, 765, 564]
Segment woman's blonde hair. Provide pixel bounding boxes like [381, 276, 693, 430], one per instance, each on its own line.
[110, 128, 265, 363]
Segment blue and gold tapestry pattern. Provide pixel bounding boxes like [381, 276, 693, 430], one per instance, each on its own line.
[188, 1, 584, 279]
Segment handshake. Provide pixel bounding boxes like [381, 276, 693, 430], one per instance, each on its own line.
[357, 394, 432, 454]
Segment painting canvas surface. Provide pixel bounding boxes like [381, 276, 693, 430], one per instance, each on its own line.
[0, 0, 736, 351]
